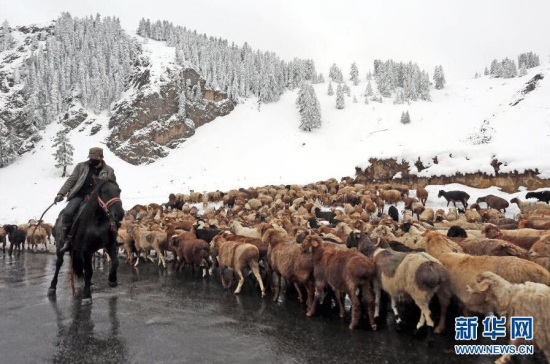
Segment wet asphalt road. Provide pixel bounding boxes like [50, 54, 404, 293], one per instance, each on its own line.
[0, 251, 546, 364]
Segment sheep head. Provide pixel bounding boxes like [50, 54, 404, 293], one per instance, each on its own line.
[482, 224, 501, 239]
[301, 234, 323, 254]
[468, 271, 509, 311]
[530, 235, 550, 257]
[262, 228, 284, 246]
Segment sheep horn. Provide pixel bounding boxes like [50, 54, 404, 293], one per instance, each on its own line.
[375, 238, 381, 247]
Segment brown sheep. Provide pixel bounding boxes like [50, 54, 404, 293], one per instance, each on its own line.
[37, 221, 53, 243]
[418, 208, 434, 222]
[172, 235, 210, 277]
[482, 224, 550, 250]
[402, 196, 418, 210]
[464, 208, 482, 223]
[530, 235, 550, 259]
[518, 219, 550, 230]
[301, 234, 377, 330]
[118, 227, 136, 264]
[476, 194, 509, 212]
[26, 224, 48, 252]
[128, 225, 168, 268]
[263, 229, 314, 307]
[379, 189, 402, 205]
[451, 238, 531, 260]
[446, 208, 458, 222]
[394, 184, 410, 196]
[416, 187, 428, 206]
[468, 272, 550, 364]
[421, 231, 550, 315]
[209, 236, 265, 296]
[470, 203, 505, 222]
[412, 201, 425, 220]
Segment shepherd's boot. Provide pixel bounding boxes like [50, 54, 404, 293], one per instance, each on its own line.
[59, 227, 72, 254]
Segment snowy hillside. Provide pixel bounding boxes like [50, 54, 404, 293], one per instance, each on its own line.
[1, 36, 549, 223]
[1, 18, 550, 223]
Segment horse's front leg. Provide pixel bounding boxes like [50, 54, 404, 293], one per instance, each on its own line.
[82, 251, 93, 302]
[48, 251, 65, 295]
[107, 244, 119, 287]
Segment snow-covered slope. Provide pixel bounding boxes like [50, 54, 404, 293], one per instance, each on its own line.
[1, 38, 549, 223]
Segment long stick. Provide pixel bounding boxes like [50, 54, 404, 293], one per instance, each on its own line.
[30, 201, 57, 249]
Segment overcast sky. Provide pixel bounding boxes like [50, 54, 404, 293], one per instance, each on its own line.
[2, 0, 549, 80]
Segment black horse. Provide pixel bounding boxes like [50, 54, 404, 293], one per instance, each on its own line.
[48, 179, 124, 302]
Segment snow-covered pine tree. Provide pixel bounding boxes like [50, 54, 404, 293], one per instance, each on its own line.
[0, 122, 17, 167]
[329, 63, 339, 82]
[400, 111, 411, 124]
[519, 63, 527, 76]
[52, 129, 74, 177]
[433, 65, 446, 89]
[343, 83, 350, 97]
[178, 86, 187, 119]
[318, 73, 325, 83]
[1, 20, 14, 51]
[308, 84, 322, 129]
[393, 87, 405, 104]
[350, 62, 359, 85]
[353, 95, 357, 103]
[418, 71, 431, 101]
[474, 71, 480, 78]
[327, 81, 334, 96]
[365, 81, 373, 96]
[500, 58, 517, 78]
[336, 83, 345, 109]
[366, 71, 373, 81]
[518, 52, 540, 69]
[490, 59, 500, 77]
[364, 94, 369, 104]
[484, 66, 489, 76]
[297, 82, 321, 131]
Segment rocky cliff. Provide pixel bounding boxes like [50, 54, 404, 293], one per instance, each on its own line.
[106, 67, 235, 165]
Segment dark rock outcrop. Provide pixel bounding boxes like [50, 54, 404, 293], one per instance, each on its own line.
[107, 68, 235, 165]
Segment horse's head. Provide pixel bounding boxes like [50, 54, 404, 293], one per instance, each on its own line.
[95, 179, 124, 231]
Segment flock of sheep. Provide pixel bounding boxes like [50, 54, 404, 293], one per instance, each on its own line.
[2, 179, 550, 364]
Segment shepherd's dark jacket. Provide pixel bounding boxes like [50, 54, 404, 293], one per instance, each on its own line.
[57, 161, 116, 200]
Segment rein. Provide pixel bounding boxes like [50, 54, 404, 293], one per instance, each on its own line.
[98, 196, 122, 232]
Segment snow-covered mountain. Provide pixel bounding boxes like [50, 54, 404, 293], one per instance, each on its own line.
[0, 15, 549, 223]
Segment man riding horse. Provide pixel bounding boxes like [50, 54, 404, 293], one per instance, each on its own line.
[54, 147, 116, 253]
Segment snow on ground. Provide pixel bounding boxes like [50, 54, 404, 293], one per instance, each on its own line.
[1, 39, 549, 223]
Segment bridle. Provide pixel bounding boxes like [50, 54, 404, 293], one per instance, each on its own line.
[98, 196, 122, 232]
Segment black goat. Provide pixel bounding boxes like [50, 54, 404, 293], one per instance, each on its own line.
[388, 206, 399, 222]
[307, 217, 320, 229]
[446, 225, 468, 238]
[193, 221, 221, 243]
[3, 225, 26, 255]
[525, 191, 550, 204]
[313, 207, 337, 224]
[438, 190, 470, 208]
